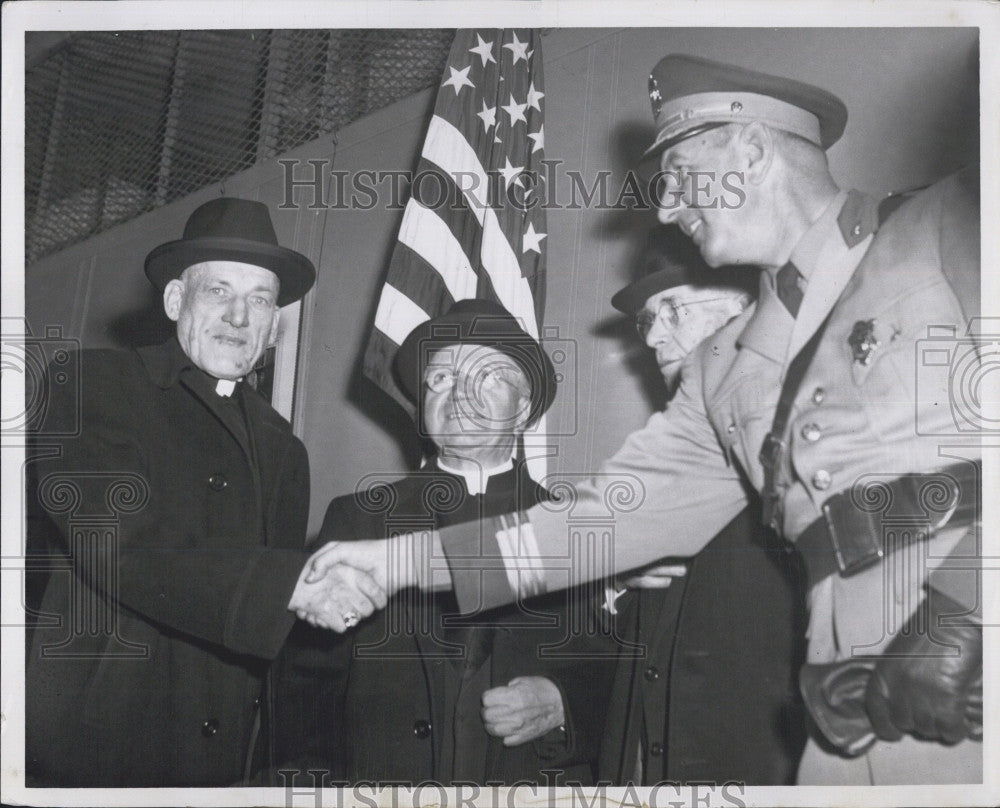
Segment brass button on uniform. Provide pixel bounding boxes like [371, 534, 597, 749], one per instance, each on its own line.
[811, 387, 826, 405]
[726, 422, 737, 434]
[208, 474, 227, 491]
[644, 665, 659, 682]
[801, 423, 822, 443]
[413, 720, 432, 739]
[201, 718, 219, 737]
[812, 470, 832, 491]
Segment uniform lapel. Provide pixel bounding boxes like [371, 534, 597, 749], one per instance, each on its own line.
[784, 190, 878, 368]
[784, 238, 873, 367]
[735, 274, 792, 366]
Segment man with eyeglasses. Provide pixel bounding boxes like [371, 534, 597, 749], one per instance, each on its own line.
[279, 299, 616, 785]
[597, 232, 806, 784]
[627, 237, 751, 391]
[306, 55, 982, 785]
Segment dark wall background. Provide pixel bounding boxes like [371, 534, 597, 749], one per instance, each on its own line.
[25, 27, 979, 538]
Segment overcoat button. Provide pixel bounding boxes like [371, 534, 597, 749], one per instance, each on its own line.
[811, 387, 826, 405]
[413, 720, 432, 739]
[726, 422, 737, 434]
[644, 665, 659, 682]
[650, 742, 664, 756]
[812, 470, 832, 491]
[801, 423, 822, 442]
[253, 696, 261, 708]
[202, 718, 219, 737]
[209, 474, 227, 491]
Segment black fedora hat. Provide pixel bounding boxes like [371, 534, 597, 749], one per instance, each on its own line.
[144, 197, 316, 307]
[612, 227, 754, 315]
[394, 299, 556, 427]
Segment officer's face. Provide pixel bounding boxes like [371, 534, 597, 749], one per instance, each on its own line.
[655, 128, 763, 267]
[421, 344, 531, 457]
[164, 261, 280, 380]
[638, 286, 749, 384]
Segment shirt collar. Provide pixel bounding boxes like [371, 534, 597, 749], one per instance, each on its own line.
[435, 455, 515, 496]
[788, 190, 848, 282]
[138, 338, 242, 397]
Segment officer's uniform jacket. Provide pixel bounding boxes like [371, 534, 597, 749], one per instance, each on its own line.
[440, 168, 980, 690]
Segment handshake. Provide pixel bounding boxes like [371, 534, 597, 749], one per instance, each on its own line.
[285, 536, 414, 632]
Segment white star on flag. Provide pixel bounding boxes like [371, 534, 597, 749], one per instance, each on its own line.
[528, 125, 544, 153]
[504, 33, 530, 65]
[477, 99, 497, 132]
[526, 81, 545, 111]
[499, 157, 525, 188]
[502, 94, 528, 126]
[442, 64, 475, 95]
[522, 222, 547, 254]
[469, 33, 495, 67]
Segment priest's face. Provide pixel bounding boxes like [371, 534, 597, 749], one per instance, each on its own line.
[421, 343, 531, 458]
[164, 261, 280, 380]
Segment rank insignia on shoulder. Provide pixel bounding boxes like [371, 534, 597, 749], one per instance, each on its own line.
[848, 319, 880, 366]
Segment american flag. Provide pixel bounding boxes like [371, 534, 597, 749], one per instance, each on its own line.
[362, 29, 548, 475]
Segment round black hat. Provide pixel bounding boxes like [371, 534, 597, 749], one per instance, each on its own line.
[394, 299, 556, 426]
[612, 228, 754, 315]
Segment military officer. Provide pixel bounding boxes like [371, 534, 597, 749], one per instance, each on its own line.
[306, 55, 983, 785]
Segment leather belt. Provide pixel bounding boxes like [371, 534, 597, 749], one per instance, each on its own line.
[794, 461, 980, 585]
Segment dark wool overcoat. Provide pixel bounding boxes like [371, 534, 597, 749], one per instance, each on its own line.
[274, 461, 617, 785]
[26, 337, 311, 787]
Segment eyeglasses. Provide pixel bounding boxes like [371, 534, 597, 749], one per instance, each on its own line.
[424, 363, 527, 396]
[634, 296, 738, 339]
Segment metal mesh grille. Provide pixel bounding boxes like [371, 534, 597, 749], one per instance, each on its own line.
[25, 29, 453, 264]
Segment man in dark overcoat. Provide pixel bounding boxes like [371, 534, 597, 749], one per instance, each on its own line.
[597, 236, 807, 784]
[25, 197, 382, 787]
[284, 300, 616, 784]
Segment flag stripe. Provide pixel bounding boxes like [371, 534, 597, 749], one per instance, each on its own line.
[398, 200, 479, 302]
[420, 115, 539, 338]
[373, 283, 431, 346]
[481, 214, 539, 338]
[422, 116, 491, 225]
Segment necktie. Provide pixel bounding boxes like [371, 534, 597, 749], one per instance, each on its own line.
[776, 261, 804, 318]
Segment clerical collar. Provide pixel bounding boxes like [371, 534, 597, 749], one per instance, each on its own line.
[788, 190, 848, 283]
[436, 455, 515, 496]
[184, 362, 242, 398]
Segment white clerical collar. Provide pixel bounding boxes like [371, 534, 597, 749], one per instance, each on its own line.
[215, 379, 238, 397]
[436, 455, 515, 496]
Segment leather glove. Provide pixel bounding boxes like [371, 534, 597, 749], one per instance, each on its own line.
[865, 589, 982, 745]
[799, 659, 878, 756]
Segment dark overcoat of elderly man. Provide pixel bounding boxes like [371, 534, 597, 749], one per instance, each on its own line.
[279, 299, 616, 785]
[26, 198, 382, 786]
[598, 239, 807, 784]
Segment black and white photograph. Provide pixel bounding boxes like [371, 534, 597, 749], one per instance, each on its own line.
[2, 2, 997, 807]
